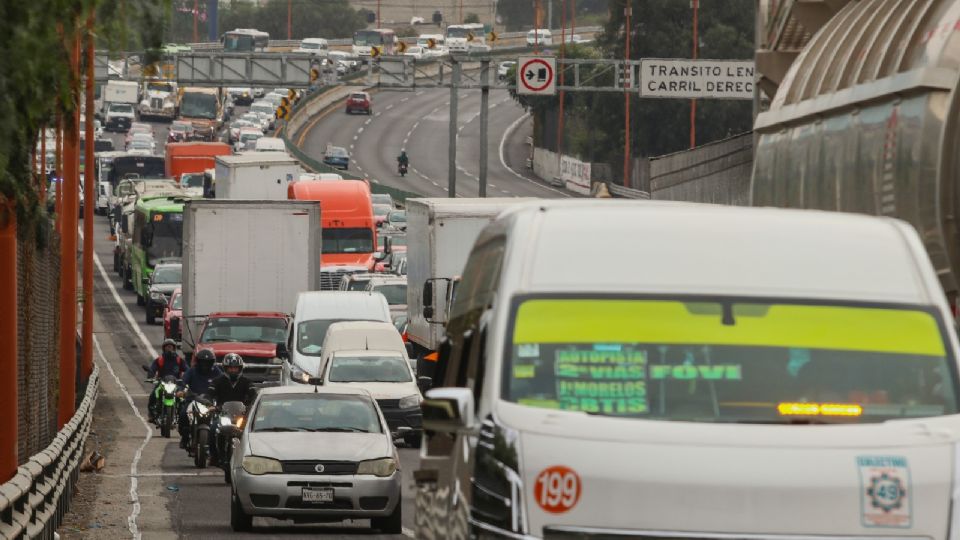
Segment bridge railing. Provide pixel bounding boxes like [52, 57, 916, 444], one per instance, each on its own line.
[0, 366, 99, 540]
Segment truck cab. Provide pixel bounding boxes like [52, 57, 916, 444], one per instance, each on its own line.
[194, 312, 290, 382]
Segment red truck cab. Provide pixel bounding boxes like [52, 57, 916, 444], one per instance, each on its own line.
[193, 312, 290, 382]
[288, 180, 377, 289]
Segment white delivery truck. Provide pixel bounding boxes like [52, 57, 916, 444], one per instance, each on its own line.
[102, 80, 139, 131]
[181, 200, 322, 366]
[406, 198, 532, 380]
[214, 152, 299, 200]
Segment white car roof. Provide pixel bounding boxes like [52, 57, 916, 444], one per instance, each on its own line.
[258, 384, 374, 397]
[295, 291, 390, 320]
[497, 200, 941, 304]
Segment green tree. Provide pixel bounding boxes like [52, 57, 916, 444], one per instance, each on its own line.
[218, 0, 368, 40]
[464, 12, 480, 24]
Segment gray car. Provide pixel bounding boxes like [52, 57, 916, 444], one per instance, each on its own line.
[230, 386, 402, 533]
[145, 262, 181, 325]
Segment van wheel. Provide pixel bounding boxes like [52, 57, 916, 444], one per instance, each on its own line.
[372, 498, 402, 534]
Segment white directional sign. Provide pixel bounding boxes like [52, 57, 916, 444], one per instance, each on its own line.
[517, 56, 557, 96]
[640, 59, 754, 100]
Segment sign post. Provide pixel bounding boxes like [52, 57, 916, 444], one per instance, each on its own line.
[517, 56, 557, 96]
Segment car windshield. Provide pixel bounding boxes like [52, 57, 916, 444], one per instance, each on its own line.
[328, 354, 412, 383]
[503, 297, 959, 424]
[297, 319, 351, 356]
[252, 394, 382, 433]
[111, 103, 133, 113]
[322, 228, 374, 254]
[146, 213, 183, 266]
[301, 42, 321, 49]
[171, 293, 182, 309]
[240, 133, 260, 143]
[152, 266, 181, 284]
[373, 204, 391, 218]
[171, 124, 189, 133]
[347, 277, 372, 291]
[446, 27, 472, 38]
[388, 212, 406, 223]
[180, 93, 218, 119]
[200, 316, 288, 344]
[373, 283, 406, 305]
[371, 194, 392, 205]
[327, 148, 349, 158]
[181, 174, 204, 188]
[350, 93, 367, 100]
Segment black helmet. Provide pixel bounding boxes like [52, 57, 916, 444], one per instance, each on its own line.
[195, 349, 216, 371]
[223, 353, 244, 381]
[161, 338, 177, 351]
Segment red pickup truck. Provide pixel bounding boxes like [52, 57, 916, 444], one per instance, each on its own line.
[193, 312, 290, 382]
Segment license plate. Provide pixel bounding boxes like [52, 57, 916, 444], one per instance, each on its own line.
[301, 488, 334, 503]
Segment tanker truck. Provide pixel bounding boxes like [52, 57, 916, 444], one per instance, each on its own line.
[752, 0, 960, 305]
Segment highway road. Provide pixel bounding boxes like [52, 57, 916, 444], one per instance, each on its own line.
[94, 125, 418, 538]
[296, 85, 574, 199]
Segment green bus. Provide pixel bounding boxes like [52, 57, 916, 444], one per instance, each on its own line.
[131, 195, 187, 305]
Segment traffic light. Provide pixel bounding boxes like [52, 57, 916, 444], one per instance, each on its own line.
[432, 10, 442, 25]
[366, 11, 376, 24]
[397, 41, 408, 54]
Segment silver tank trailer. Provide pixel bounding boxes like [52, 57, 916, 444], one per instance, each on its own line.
[752, 0, 960, 298]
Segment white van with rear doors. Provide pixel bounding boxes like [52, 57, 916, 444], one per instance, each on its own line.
[283, 291, 391, 386]
[415, 200, 960, 539]
[320, 321, 422, 446]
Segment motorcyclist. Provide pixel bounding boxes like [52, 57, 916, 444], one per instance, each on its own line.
[397, 150, 409, 172]
[177, 349, 222, 448]
[207, 353, 255, 465]
[147, 339, 186, 422]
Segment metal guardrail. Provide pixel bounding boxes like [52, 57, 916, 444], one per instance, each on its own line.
[606, 182, 652, 199]
[0, 366, 100, 539]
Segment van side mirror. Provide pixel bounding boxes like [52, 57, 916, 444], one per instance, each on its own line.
[142, 276, 150, 286]
[275, 342, 289, 360]
[422, 387, 475, 432]
[417, 375, 432, 394]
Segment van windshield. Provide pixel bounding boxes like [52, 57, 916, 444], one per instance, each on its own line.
[328, 354, 412, 383]
[297, 319, 350, 356]
[504, 297, 959, 424]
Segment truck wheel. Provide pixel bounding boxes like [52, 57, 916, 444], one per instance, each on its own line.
[372, 498, 402, 534]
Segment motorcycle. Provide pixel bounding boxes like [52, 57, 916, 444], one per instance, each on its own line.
[185, 394, 215, 468]
[398, 162, 408, 177]
[142, 366, 181, 439]
[216, 400, 247, 484]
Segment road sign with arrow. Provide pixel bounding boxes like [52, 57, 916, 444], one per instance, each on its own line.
[517, 56, 556, 96]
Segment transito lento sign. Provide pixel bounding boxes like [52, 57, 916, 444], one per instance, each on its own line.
[640, 59, 754, 100]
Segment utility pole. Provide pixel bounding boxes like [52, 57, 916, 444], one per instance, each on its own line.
[691, 0, 698, 148]
[548, 0, 553, 31]
[447, 61, 461, 198]
[378, 0, 382, 29]
[623, 0, 631, 187]
[0, 168, 16, 484]
[82, 12, 95, 382]
[534, 0, 541, 53]
[193, 0, 199, 43]
[55, 112, 62, 231]
[557, 0, 567, 160]
[479, 60, 490, 197]
[288, 0, 293, 39]
[59, 28, 80, 428]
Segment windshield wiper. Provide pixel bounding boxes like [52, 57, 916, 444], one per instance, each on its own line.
[255, 427, 306, 432]
[309, 427, 369, 433]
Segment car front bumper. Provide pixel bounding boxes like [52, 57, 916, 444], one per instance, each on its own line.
[234, 469, 401, 518]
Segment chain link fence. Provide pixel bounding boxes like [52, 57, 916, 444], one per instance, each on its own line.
[16, 219, 61, 465]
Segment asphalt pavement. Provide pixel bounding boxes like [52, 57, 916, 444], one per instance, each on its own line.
[90, 122, 418, 538]
[297, 85, 573, 198]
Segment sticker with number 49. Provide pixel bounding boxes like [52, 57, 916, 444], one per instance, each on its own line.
[534, 465, 581, 514]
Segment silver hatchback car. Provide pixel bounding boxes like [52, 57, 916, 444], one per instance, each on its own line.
[230, 385, 402, 532]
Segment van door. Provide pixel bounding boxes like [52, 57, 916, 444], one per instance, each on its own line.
[417, 236, 506, 539]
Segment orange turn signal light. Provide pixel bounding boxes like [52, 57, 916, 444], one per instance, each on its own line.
[777, 402, 862, 417]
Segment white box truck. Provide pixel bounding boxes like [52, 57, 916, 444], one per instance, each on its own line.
[406, 198, 533, 379]
[214, 152, 300, 200]
[181, 200, 322, 376]
[102, 80, 140, 131]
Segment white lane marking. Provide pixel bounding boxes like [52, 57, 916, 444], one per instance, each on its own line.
[498, 113, 570, 197]
[400, 97, 410, 103]
[364, 118, 372, 126]
[358, 126, 364, 134]
[375, 112, 382, 117]
[93, 334, 151, 540]
[403, 527, 415, 538]
[353, 135, 359, 141]
[88, 230, 158, 540]
[349, 144, 355, 150]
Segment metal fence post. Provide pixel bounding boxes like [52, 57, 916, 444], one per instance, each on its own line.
[447, 60, 460, 198]
[479, 60, 490, 197]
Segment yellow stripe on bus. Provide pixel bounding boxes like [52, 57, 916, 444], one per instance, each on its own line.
[513, 300, 945, 357]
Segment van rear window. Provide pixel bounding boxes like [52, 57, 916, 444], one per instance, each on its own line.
[503, 297, 958, 423]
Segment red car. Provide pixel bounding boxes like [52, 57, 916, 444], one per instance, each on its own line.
[345, 92, 372, 115]
[163, 287, 183, 341]
[193, 312, 290, 382]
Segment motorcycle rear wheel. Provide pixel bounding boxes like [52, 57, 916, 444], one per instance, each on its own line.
[194, 430, 208, 468]
[161, 407, 173, 438]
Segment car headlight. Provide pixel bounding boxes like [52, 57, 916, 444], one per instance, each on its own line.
[357, 457, 397, 477]
[290, 366, 312, 384]
[150, 291, 166, 301]
[162, 382, 178, 393]
[398, 394, 421, 409]
[220, 416, 233, 426]
[242, 456, 283, 475]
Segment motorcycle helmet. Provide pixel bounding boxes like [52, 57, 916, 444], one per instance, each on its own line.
[161, 338, 177, 352]
[195, 349, 216, 372]
[223, 353, 244, 382]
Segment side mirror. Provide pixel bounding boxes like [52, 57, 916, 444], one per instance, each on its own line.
[275, 343, 289, 360]
[373, 251, 386, 261]
[142, 277, 150, 286]
[422, 280, 434, 311]
[417, 375, 432, 394]
[422, 387, 475, 432]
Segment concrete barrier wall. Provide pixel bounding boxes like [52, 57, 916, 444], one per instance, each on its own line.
[649, 133, 753, 206]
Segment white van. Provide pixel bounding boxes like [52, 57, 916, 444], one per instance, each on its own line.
[295, 37, 328, 56]
[320, 321, 421, 445]
[415, 200, 960, 539]
[254, 137, 286, 153]
[283, 291, 391, 386]
[526, 28, 553, 46]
